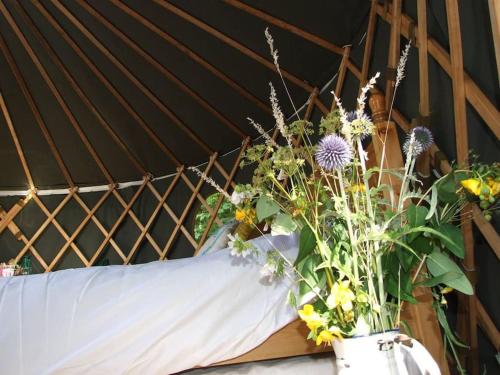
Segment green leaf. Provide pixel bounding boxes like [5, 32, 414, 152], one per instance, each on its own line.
[386, 274, 417, 303]
[436, 173, 458, 203]
[409, 235, 433, 255]
[425, 185, 438, 220]
[271, 213, 297, 236]
[297, 255, 320, 296]
[426, 250, 473, 295]
[396, 247, 417, 272]
[435, 223, 465, 258]
[256, 195, 280, 222]
[295, 225, 316, 265]
[436, 304, 469, 348]
[416, 272, 462, 287]
[407, 203, 429, 228]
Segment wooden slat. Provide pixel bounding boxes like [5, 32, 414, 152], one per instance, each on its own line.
[359, 0, 378, 92]
[331, 46, 351, 110]
[163, 156, 218, 257]
[14, 1, 147, 177]
[0, 1, 114, 184]
[153, 0, 314, 93]
[223, 0, 343, 55]
[126, 169, 183, 263]
[0, 32, 74, 188]
[375, 3, 500, 139]
[32, 0, 181, 167]
[0, 92, 34, 190]
[108, 0, 272, 116]
[195, 140, 249, 253]
[488, 0, 500, 81]
[472, 204, 500, 261]
[415, 0, 431, 181]
[73, 191, 126, 264]
[476, 297, 500, 351]
[385, 0, 402, 109]
[76, 0, 246, 140]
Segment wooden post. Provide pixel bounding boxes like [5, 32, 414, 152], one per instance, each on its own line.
[331, 46, 351, 110]
[385, 0, 402, 109]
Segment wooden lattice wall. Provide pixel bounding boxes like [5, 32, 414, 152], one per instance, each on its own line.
[0, 1, 498, 373]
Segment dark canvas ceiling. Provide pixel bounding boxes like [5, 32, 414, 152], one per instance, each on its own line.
[0, 0, 370, 190]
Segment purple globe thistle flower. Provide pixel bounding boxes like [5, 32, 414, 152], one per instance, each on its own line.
[315, 135, 352, 171]
[345, 111, 357, 123]
[411, 126, 433, 151]
[403, 137, 424, 157]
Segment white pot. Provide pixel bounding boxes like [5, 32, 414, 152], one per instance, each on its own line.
[332, 331, 441, 375]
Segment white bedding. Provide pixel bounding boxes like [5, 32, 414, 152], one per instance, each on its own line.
[0, 234, 299, 375]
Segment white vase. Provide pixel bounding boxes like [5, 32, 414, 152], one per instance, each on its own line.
[332, 331, 441, 375]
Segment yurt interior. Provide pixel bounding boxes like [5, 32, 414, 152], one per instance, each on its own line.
[0, 1, 498, 374]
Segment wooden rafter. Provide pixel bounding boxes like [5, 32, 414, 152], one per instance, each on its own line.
[375, 3, 500, 139]
[153, 0, 327, 108]
[78, 0, 246, 140]
[14, 1, 147, 177]
[109, 0, 272, 116]
[222, 0, 344, 55]
[31, 0, 181, 168]
[0, 1, 114, 184]
[0, 31, 74, 188]
[331, 46, 350, 110]
[385, 0, 401, 109]
[0, 92, 34, 190]
[359, 0, 378, 92]
[488, 0, 500, 81]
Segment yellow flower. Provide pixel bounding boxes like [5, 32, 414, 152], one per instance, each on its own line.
[298, 304, 326, 335]
[487, 178, 500, 196]
[327, 280, 356, 312]
[316, 330, 334, 346]
[441, 286, 454, 294]
[235, 208, 256, 224]
[350, 183, 366, 193]
[461, 178, 481, 196]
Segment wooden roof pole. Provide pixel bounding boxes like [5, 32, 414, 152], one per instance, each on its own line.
[375, 3, 500, 139]
[50, 0, 218, 155]
[415, 0, 431, 182]
[78, 1, 246, 140]
[0, 34, 74, 188]
[154, 1, 314, 94]
[445, 1, 478, 374]
[385, 0, 402, 109]
[0, 92, 34, 190]
[109, 0, 271, 116]
[0, 2, 114, 184]
[331, 46, 350, 110]
[14, 1, 147, 177]
[359, 0, 378, 92]
[488, 0, 500, 81]
[222, 0, 344, 55]
[31, 0, 181, 167]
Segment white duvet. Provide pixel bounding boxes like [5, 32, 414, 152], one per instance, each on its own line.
[0, 234, 299, 375]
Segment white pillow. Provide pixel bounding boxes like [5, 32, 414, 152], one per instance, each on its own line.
[196, 221, 236, 256]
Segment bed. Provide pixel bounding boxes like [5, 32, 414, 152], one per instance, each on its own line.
[0, 233, 328, 374]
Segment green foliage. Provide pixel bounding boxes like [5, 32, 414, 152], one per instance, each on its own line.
[193, 192, 235, 242]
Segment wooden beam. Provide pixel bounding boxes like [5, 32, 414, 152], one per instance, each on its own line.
[359, 0, 378, 91]
[222, 0, 344, 55]
[472, 204, 500, 261]
[0, 1, 114, 184]
[0, 92, 34, 190]
[331, 46, 350, 110]
[15, 1, 147, 177]
[0, 32, 74, 188]
[488, 0, 500, 81]
[476, 297, 500, 351]
[109, 0, 272, 116]
[75, 0, 247, 140]
[32, 0, 181, 167]
[0, 198, 27, 235]
[415, 0, 431, 181]
[50, 0, 218, 158]
[375, 3, 500, 139]
[153, 0, 314, 93]
[385, 0, 402, 109]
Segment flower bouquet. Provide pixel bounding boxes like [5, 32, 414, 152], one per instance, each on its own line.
[189, 35, 489, 373]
